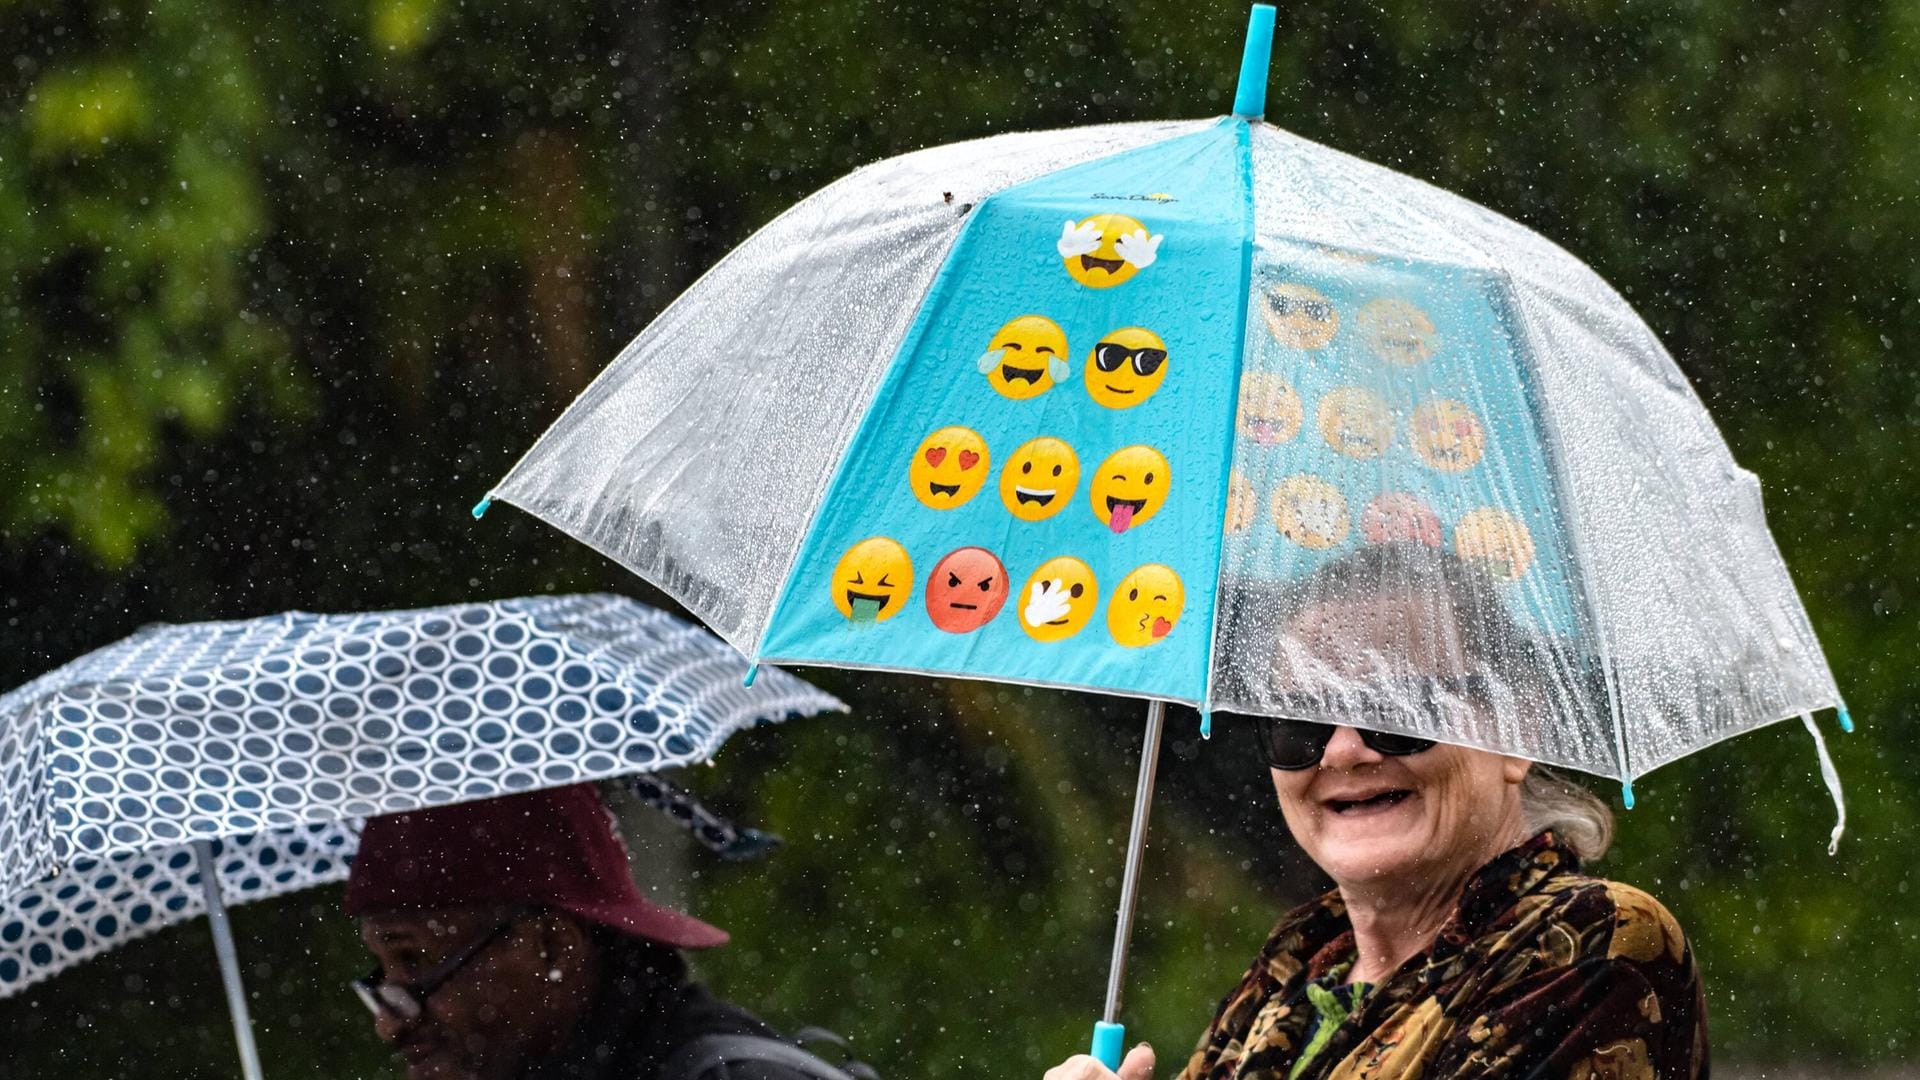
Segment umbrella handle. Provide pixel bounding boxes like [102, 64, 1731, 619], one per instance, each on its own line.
[1090, 1021, 1127, 1071]
[1091, 700, 1166, 1073]
[194, 840, 266, 1080]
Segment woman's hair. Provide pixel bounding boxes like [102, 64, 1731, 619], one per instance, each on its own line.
[1520, 766, 1614, 862]
[1226, 542, 1615, 860]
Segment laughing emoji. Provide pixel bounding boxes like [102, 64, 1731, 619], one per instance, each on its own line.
[1107, 564, 1184, 647]
[1088, 445, 1170, 534]
[830, 537, 913, 623]
[978, 315, 1070, 400]
[1056, 214, 1162, 289]
[999, 437, 1080, 522]
[1316, 387, 1394, 460]
[1357, 298, 1437, 366]
[909, 426, 989, 509]
[1085, 327, 1169, 410]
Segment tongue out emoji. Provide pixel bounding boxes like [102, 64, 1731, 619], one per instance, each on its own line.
[1107, 500, 1137, 534]
[1089, 445, 1169, 535]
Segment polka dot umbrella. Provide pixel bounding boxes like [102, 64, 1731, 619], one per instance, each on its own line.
[474, 4, 1848, 1067]
[0, 594, 844, 1080]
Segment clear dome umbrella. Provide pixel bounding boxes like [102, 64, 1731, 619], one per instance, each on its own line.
[0, 594, 844, 1079]
[477, 5, 1847, 1066]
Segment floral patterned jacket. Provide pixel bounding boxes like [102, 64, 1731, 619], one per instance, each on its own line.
[1178, 832, 1707, 1080]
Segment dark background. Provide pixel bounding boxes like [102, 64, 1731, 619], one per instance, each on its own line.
[2, 0, 1914, 1075]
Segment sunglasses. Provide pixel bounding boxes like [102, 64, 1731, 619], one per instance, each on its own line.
[1252, 716, 1437, 770]
[1092, 341, 1168, 377]
[1265, 293, 1333, 321]
[351, 910, 529, 1022]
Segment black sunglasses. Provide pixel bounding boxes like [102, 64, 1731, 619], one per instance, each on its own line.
[351, 909, 530, 1022]
[1252, 716, 1437, 770]
[1092, 341, 1168, 377]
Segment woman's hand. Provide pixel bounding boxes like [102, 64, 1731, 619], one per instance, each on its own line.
[1044, 1044, 1155, 1080]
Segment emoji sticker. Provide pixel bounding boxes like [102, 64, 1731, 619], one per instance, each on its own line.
[978, 315, 1070, 400]
[999, 437, 1080, 522]
[926, 546, 1010, 633]
[1224, 471, 1256, 535]
[1455, 507, 1536, 580]
[830, 538, 913, 623]
[1361, 492, 1443, 547]
[1088, 445, 1170, 534]
[1410, 398, 1485, 473]
[1107, 564, 1185, 647]
[1261, 282, 1338, 349]
[1236, 371, 1303, 445]
[1356, 298, 1438, 366]
[1056, 214, 1162, 289]
[1019, 556, 1099, 642]
[1085, 327, 1169, 409]
[909, 426, 989, 509]
[1316, 387, 1394, 459]
[1272, 475, 1350, 549]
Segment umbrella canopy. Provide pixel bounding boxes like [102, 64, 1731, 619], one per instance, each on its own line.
[0, 594, 843, 996]
[481, 43, 1841, 790]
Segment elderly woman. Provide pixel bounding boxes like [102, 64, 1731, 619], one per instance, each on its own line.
[1049, 543, 1706, 1080]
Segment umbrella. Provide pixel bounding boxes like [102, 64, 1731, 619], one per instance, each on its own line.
[475, 5, 1846, 1066]
[0, 594, 843, 1079]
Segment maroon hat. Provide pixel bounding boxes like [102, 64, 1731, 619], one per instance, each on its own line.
[344, 784, 728, 949]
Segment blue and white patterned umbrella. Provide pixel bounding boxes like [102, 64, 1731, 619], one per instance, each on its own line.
[0, 594, 844, 1076]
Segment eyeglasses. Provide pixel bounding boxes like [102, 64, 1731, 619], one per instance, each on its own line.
[1252, 716, 1438, 770]
[1092, 341, 1168, 377]
[351, 910, 528, 1022]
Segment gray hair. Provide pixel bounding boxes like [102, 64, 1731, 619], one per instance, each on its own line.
[1520, 765, 1614, 861]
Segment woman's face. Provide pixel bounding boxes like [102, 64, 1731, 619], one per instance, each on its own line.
[1268, 591, 1530, 893]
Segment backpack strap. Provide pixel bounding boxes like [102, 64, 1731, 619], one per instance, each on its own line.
[662, 1033, 858, 1080]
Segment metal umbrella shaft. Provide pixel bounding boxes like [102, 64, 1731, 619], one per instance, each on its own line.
[193, 840, 266, 1080]
[1091, 699, 1167, 1069]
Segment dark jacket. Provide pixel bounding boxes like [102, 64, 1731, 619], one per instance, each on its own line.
[525, 940, 824, 1080]
[1179, 831, 1708, 1080]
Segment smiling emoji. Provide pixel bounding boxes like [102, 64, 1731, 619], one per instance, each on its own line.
[909, 426, 989, 509]
[978, 315, 1070, 400]
[1410, 398, 1485, 473]
[1085, 327, 1169, 409]
[1056, 213, 1162, 289]
[1357, 298, 1437, 366]
[925, 546, 1010, 633]
[830, 537, 913, 623]
[1088, 445, 1170, 534]
[1236, 371, 1303, 445]
[1018, 556, 1098, 642]
[1106, 564, 1184, 647]
[999, 437, 1080, 522]
[1316, 387, 1394, 459]
[1272, 475, 1350, 549]
[1455, 507, 1535, 580]
[1261, 282, 1339, 349]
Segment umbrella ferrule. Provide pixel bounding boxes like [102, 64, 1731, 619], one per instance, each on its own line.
[1231, 4, 1276, 120]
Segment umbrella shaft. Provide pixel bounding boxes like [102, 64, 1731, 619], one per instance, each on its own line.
[1102, 699, 1166, 1025]
[194, 840, 266, 1080]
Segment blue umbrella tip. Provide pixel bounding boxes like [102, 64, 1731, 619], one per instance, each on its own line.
[1199, 710, 1213, 740]
[1837, 706, 1854, 733]
[471, 496, 493, 520]
[1620, 780, 1636, 810]
[1231, 3, 1277, 121]
[742, 663, 759, 688]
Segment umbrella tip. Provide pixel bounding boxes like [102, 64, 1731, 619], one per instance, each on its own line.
[1836, 705, 1854, 733]
[1231, 3, 1277, 121]
[1619, 780, 1635, 810]
[1199, 709, 1212, 740]
[472, 495, 493, 520]
[742, 663, 759, 688]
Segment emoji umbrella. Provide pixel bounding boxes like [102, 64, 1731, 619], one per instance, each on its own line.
[0, 594, 842, 1080]
[477, 5, 1847, 1065]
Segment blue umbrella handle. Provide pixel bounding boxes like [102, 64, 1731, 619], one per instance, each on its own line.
[1091, 1021, 1126, 1071]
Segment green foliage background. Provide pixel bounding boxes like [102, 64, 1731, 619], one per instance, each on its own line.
[1, 0, 1913, 1075]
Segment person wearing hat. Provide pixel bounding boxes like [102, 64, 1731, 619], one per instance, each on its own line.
[344, 783, 847, 1080]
